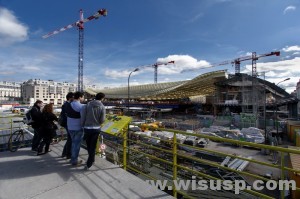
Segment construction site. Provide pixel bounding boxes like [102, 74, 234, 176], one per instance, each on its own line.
[1, 1, 300, 199]
[81, 51, 300, 199]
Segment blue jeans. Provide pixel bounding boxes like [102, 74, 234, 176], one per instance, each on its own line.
[68, 129, 83, 164]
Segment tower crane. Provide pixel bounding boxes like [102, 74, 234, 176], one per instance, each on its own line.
[232, 51, 280, 76]
[181, 51, 280, 76]
[42, 9, 107, 92]
[153, 61, 175, 83]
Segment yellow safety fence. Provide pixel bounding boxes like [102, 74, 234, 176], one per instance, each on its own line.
[97, 121, 300, 199]
[0, 116, 27, 151]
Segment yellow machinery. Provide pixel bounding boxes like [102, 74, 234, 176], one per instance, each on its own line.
[141, 118, 163, 131]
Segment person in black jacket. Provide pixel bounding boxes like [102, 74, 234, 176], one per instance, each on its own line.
[31, 100, 44, 151]
[37, 103, 58, 155]
[61, 92, 74, 159]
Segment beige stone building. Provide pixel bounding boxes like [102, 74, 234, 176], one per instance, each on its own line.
[0, 81, 21, 103]
[21, 79, 101, 105]
[21, 79, 77, 105]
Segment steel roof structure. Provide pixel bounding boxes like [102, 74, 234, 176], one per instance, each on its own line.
[85, 70, 228, 100]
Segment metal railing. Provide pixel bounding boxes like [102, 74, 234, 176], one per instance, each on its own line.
[0, 115, 33, 151]
[2, 113, 300, 198]
[99, 124, 300, 199]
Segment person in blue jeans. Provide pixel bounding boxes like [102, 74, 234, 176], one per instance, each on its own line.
[81, 92, 106, 170]
[65, 91, 84, 166]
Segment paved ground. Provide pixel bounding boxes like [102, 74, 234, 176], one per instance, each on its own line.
[0, 141, 174, 199]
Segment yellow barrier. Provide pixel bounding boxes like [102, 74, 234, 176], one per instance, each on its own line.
[98, 123, 300, 199]
[0, 116, 31, 151]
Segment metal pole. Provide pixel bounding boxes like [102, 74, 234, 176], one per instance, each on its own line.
[274, 78, 290, 135]
[280, 152, 285, 199]
[127, 68, 139, 168]
[127, 72, 132, 168]
[262, 72, 267, 144]
[128, 72, 131, 116]
[172, 131, 178, 198]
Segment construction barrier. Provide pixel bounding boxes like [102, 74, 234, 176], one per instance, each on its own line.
[97, 117, 300, 199]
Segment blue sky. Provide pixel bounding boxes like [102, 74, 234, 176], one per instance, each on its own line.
[0, 0, 300, 93]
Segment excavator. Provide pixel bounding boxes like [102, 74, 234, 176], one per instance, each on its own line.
[141, 118, 163, 131]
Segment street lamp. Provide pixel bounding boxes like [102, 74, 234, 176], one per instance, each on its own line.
[274, 77, 290, 135]
[127, 68, 139, 166]
[128, 68, 139, 115]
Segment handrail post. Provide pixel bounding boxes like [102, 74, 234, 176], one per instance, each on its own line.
[10, 118, 13, 136]
[280, 152, 285, 199]
[123, 126, 128, 171]
[172, 131, 177, 198]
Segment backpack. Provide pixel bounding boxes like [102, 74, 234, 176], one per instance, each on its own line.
[24, 108, 35, 125]
[58, 102, 68, 127]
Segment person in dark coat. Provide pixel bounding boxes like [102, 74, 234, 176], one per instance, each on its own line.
[61, 92, 74, 159]
[31, 100, 44, 151]
[37, 103, 58, 155]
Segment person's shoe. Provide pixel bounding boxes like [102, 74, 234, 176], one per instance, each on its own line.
[72, 160, 83, 166]
[84, 165, 90, 171]
[45, 149, 52, 153]
[31, 148, 38, 153]
[37, 152, 46, 156]
[66, 155, 71, 159]
[61, 154, 66, 158]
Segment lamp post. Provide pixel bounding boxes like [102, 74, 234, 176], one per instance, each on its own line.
[274, 78, 290, 135]
[128, 68, 139, 115]
[127, 68, 139, 161]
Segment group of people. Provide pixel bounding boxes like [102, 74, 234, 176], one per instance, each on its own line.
[31, 100, 58, 154]
[30, 91, 106, 170]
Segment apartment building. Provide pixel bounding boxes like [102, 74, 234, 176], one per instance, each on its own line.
[21, 79, 101, 105]
[0, 81, 21, 102]
[21, 79, 77, 105]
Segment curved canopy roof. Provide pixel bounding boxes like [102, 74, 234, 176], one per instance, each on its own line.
[86, 70, 228, 100]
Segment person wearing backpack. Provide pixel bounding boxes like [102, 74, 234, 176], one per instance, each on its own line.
[31, 100, 44, 151]
[65, 91, 85, 166]
[81, 92, 106, 170]
[61, 92, 74, 159]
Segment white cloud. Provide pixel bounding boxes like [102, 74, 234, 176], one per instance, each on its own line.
[187, 13, 204, 23]
[241, 57, 300, 93]
[282, 45, 300, 52]
[283, 6, 296, 14]
[0, 7, 28, 46]
[22, 66, 41, 71]
[104, 69, 140, 79]
[104, 55, 210, 78]
[157, 55, 210, 74]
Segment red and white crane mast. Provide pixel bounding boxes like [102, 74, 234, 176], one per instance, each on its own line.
[42, 9, 107, 92]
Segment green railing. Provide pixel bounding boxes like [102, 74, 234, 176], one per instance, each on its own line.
[99, 124, 300, 199]
[0, 116, 32, 151]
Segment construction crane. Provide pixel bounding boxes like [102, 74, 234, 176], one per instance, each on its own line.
[182, 51, 280, 76]
[232, 51, 280, 76]
[42, 9, 107, 92]
[153, 61, 175, 83]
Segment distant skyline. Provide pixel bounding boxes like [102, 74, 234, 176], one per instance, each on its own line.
[0, 0, 300, 93]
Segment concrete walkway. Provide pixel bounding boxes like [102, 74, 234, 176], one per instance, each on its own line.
[0, 142, 174, 199]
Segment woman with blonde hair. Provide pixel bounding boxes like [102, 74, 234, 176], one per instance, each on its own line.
[37, 103, 58, 155]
